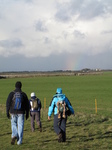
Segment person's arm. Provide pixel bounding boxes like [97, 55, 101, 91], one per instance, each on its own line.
[24, 93, 29, 120]
[48, 98, 55, 120]
[66, 97, 74, 115]
[6, 92, 13, 119]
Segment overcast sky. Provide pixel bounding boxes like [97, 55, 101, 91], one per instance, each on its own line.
[0, 0, 112, 72]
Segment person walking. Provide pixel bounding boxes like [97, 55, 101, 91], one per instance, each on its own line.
[6, 81, 29, 145]
[29, 92, 42, 132]
[48, 88, 75, 142]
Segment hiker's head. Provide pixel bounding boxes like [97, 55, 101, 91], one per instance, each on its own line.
[15, 81, 22, 89]
[56, 88, 62, 94]
[31, 92, 36, 99]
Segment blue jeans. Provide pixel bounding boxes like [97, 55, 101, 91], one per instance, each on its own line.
[11, 114, 24, 145]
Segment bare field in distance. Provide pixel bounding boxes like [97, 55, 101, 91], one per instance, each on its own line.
[0, 70, 104, 78]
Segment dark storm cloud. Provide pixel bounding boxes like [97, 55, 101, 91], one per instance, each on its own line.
[0, 50, 112, 72]
[0, 54, 67, 72]
[79, 50, 112, 70]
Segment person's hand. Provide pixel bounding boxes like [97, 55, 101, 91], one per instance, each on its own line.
[48, 116, 51, 121]
[7, 113, 10, 119]
[66, 110, 71, 116]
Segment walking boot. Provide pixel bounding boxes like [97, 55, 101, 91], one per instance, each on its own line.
[11, 137, 17, 145]
[58, 132, 63, 142]
[39, 125, 42, 132]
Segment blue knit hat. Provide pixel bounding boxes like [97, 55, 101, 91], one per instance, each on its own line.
[56, 88, 62, 94]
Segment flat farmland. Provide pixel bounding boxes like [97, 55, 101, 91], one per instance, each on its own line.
[0, 71, 112, 149]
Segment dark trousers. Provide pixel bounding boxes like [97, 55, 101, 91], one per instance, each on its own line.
[54, 114, 67, 141]
[30, 111, 41, 131]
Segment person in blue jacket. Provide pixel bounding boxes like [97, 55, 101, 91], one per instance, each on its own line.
[48, 88, 74, 142]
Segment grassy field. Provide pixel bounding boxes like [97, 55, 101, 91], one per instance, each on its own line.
[0, 72, 112, 149]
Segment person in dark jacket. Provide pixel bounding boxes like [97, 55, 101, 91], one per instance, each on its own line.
[48, 88, 75, 142]
[29, 92, 42, 132]
[6, 81, 29, 145]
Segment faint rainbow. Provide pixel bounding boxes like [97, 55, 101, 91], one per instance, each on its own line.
[65, 54, 83, 70]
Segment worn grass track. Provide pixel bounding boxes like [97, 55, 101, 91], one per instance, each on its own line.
[0, 108, 112, 150]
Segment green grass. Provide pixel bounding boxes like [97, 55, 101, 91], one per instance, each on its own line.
[0, 72, 112, 149]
